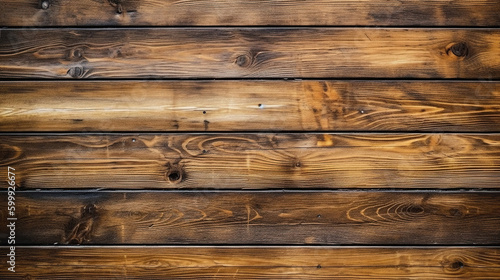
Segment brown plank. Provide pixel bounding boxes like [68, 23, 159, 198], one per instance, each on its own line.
[1, 80, 499, 132]
[1, 134, 499, 189]
[1, 0, 499, 27]
[1, 247, 500, 279]
[1, 28, 499, 79]
[1, 191, 500, 245]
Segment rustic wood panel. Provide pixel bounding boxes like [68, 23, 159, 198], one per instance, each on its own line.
[1, 134, 499, 189]
[1, 247, 499, 279]
[1, 0, 499, 27]
[2, 191, 499, 245]
[1, 28, 499, 79]
[1, 80, 499, 132]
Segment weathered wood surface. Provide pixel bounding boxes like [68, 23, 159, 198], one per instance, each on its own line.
[1, 28, 499, 79]
[1, 247, 499, 279]
[1, 134, 499, 189]
[1, 191, 499, 245]
[1, 81, 499, 132]
[1, 0, 499, 27]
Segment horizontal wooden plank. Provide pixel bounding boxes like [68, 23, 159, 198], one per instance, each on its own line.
[1, 80, 499, 132]
[1, 28, 499, 79]
[1, 246, 499, 279]
[1, 0, 499, 27]
[2, 191, 500, 245]
[2, 134, 499, 189]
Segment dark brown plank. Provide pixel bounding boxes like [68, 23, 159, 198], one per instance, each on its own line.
[1, 28, 499, 79]
[1, 134, 499, 189]
[1, 191, 500, 245]
[1, 0, 499, 27]
[1, 246, 500, 279]
[1, 80, 499, 132]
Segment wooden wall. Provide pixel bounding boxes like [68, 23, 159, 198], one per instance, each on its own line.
[1, 0, 500, 279]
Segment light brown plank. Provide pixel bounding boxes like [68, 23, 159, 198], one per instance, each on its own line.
[1, 0, 499, 27]
[1, 247, 499, 279]
[1, 191, 499, 245]
[1, 81, 499, 132]
[1, 134, 499, 189]
[1, 28, 499, 79]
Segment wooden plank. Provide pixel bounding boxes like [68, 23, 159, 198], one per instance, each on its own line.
[1, 191, 500, 245]
[1, 28, 499, 79]
[1, 80, 500, 132]
[1, 134, 499, 189]
[1, 246, 500, 278]
[1, 0, 499, 27]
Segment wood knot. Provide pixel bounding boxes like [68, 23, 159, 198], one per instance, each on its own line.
[235, 54, 251, 67]
[446, 260, 465, 272]
[407, 205, 424, 214]
[442, 258, 466, 273]
[63, 204, 97, 245]
[67, 65, 85, 78]
[73, 48, 83, 59]
[449, 208, 463, 217]
[165, 162, 184, 183]
[40, 0, 49, 10]
[67, 48, 84, 61]
[450, 261, 464, 270]
[446, 42, 468, 59]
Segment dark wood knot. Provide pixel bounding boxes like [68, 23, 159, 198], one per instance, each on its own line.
[63, 204, 97, 245]
[446, 42, 468, 58]
[235, 54, 251, 67]
[73, 48, 83, 59]
[67, 48, 84, 61]
[450, 261, 464, 270]
[67, 65, 85, 78]
[165, 163, 184, 183]
[407, 205, 424, 214]
[449, 208, 463, 217]
[451, 42, 468, 57]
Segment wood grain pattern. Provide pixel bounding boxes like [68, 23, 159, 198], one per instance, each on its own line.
[1, 28, 499, 79]
[1, 80, 499, 132]
[1, 134, 499, 189]
[1, 0, 499, 27]
[1, 191, 499, 245]
[1, 247, 499, 279]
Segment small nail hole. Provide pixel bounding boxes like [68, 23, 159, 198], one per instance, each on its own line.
[132, 138, 136, 142]
[317, 214, 321, 218]
[317, 264, 322, 269]
[203, 111, 206, 114]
